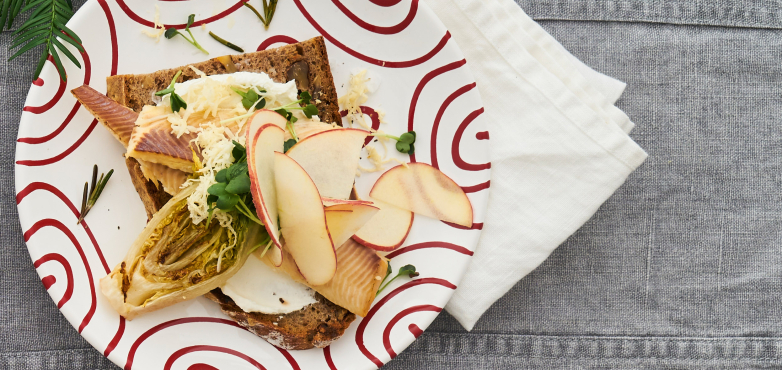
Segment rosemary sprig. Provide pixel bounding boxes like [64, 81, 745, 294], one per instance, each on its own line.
[5, 0, 84, 81]
[209, 31, 243, 52]
[244, 0, 278, 29]
[77, 165, 113, 225]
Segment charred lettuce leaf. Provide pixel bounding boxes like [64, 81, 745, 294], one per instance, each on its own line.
[100, 185, 266, 320]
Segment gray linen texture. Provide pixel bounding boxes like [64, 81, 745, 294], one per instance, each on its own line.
[3, 0, 782, 369]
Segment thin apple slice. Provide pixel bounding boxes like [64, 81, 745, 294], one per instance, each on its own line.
[321, 197, 374, 207]
[247, 122, 285, 266]
[325, 203, 379, 249]
[247, 109, 288, 132]
[352, 199, 413, 252]
[370, 163, 473, 227]
[274, 152, 337, 285]
[286, 128, 369, 200]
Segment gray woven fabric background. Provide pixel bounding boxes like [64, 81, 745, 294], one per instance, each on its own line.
[4, 0, 782, 369]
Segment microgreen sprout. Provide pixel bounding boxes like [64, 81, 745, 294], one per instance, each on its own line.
[377, 264, 419, 294]
[155, 70, 188, 113]
[371, 131, 417, 154]
[165, 14, 208, 54]
[206, 141, 264, 226]
[232, 87, 267, 110]
[274, 91, 319, 142]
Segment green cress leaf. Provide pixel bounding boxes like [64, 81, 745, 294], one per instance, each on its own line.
[207, 194, 218, 205]
[187, 14, 195, 28]
[216, 193, 240, 210]
[303, 104, 319, 118]
[299, 91, 311, 104]
[225, 173, 251, 195]
[215, 168, 229, 183]
[232, 141, 246, 162]
[399, 132, 416, 144]
[398, 264, 419, 278]
[395, 141, 410, 153]
[226, 161, 247, 181]
[283, 139, 296, 153]
[208, 182, 229, 197]
[255, 98, 266, 109]
[164, 28, 178, 39]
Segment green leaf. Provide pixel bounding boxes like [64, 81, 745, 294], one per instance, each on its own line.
[52, 38, 80, 69]
[225, 173, 251, 195]
[226, 161, 247, 181]
[232, 141, 246, 162]
[49, 44, 67, 81]
[255, 98, 266, 109]
[187, 14, 195, 29]
[398, 264, 418, 277]
[215, 168, 229, 183]
[171, 93, 187, 112]
[154, 87, 174, 97]
[395, 141, 410, 154]
[283, 139, 296, 153]
[32, 49, 48, 79]
[216, 194, 240, 210]
[299, 91, 311, 104]
[303, 104, 318, 118]
[20, 0, 46, 14]
[8, 38, 49, 60]
[10, 32, 47, 51]
[55, 20, 83, 46]
[208, 182, 229, 196]
[165, 28, 179, 39]
[399, 132, 416, 144]
[207, 194, 218, 205]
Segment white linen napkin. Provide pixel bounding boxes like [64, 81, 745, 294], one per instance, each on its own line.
[422, 0, 649, 330]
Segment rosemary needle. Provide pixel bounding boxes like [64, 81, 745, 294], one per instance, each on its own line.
[77, 165, 113, 225]
[209, 31, 244, 52]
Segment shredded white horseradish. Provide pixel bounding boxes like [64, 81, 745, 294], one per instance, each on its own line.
[338, 69, 403, 173]
[154, 70, 299, 270]
[141, 5, 165, 42]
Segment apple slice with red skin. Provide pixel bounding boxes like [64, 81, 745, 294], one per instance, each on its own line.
[274, 152, 337, 285]
[352, 199, 413, 252]
[286, 128, 370, 200]
[369, 162, 473, 228]
[247, 109, 287, 132]
[321, 197, 374, 208]
[246, 112, 286, 266]
[325, 203, 379, 249]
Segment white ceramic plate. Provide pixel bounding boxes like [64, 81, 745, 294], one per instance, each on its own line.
[15, 0, 491, 368]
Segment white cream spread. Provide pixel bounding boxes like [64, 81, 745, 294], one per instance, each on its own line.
[221, 253, 317, 314]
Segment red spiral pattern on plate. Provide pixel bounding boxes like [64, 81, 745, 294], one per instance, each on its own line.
[331, 0, 418, 34]
[383, 305, 441, 359]
[34, 253, 74, 308]
[164, 345, 266, 370]
[24, 219, 96, 333]
[257, 36, 299, 51]
[452, 108, 490, 171]
[22, 57, 66, 114]
[17, 0, 491, 367]
[385, 241, 474, 259]
[115, 0, 248, 29]
[340, 106, 382, 145]
[293, 0, 450, 68]
[356, 278, 456, 367]
[125, 318, 243, 370]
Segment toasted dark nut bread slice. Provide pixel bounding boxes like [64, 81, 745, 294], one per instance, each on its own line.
[205, 288, 355, 350]
[107, 36, 341, 219]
